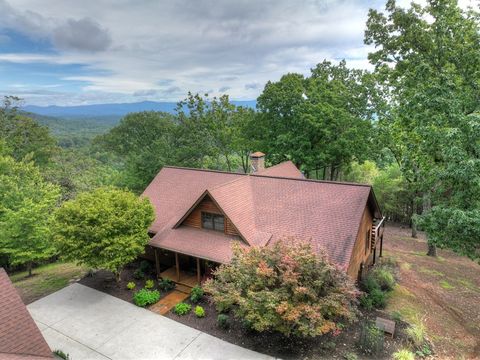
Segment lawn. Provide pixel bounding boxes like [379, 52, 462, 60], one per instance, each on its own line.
[11, 262, 88, 304]
[383, 225, 480, 359]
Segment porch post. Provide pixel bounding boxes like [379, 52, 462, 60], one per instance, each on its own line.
[196, 257, 201, 284]
[175, 252, 180, 281]
[372, 247, 376, 266]
[379, 234, 384, 257]
[154, 248, 160, 279]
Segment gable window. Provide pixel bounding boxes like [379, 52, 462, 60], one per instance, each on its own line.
[201, 212, 225, 232]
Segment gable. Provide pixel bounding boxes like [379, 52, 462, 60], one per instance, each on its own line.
[180, 194, 239, 236]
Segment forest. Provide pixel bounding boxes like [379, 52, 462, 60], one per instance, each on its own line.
[1, 0, 479, 273]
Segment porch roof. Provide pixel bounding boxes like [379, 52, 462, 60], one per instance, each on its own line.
[150, 225, 247, 264]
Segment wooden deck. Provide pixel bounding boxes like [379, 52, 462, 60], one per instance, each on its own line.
[160, 267, 198, 288]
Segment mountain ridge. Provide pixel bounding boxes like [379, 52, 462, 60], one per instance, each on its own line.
[23, 100, 257, 118]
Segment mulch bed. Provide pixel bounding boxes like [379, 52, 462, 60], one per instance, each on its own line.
[78, 257, 412, 359]
[165, 295, 410, 359]
[78, 260, 172, 304]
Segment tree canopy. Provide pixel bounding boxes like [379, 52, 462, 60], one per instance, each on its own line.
[365, 0, 480, 258]
[53, 187, 155, 280]
[0, 145, 61, 275]
[256, 60, 375, 179]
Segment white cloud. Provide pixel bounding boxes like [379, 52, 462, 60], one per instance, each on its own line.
[1, 0, 476, 105]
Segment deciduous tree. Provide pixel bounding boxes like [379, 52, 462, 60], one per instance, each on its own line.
[53, 187, 155, 281]
[0, 146, 61, 275]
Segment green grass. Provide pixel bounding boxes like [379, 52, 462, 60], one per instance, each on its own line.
[439, 280, 455, 290]
[419, 267, 444, 277]
[457, 279, 480, 293]
[11, 262, 87, 303]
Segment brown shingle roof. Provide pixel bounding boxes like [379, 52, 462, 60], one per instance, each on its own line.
[144, 162, 381, 267]
[0, 269, 52, 359]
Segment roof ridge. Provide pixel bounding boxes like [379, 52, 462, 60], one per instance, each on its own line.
[251, 173, 372, 188]
[163, 165, 247, 176]
[208, 174, 250, 191]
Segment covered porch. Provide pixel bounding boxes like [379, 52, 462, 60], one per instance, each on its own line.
[153, 247, 218, 288]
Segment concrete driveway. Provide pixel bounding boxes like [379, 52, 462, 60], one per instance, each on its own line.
[27, 283, 273, 360]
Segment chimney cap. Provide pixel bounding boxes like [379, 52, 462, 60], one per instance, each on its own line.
[250, 151, 265, 158]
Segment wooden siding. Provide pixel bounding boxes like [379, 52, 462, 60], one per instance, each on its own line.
[347, 205, 374, 281]
[182, 195, 239, 236]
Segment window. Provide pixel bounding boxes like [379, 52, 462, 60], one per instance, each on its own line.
[201, 212, 225, 232]
[365, 229, 371, 254]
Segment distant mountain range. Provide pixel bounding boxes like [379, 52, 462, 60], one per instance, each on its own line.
[22, 100, 257, 118]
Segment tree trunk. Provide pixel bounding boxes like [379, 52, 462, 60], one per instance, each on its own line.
[427, 243, 437, 257]
[27, 261, 33, 277]
[115, 270, 121, 283]
[423, 192, 437, 257]
[411, 221, 417, 238]
[225, 154, 232, 172]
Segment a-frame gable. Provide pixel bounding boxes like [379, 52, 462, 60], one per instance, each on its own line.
[173, 191, 244, 240]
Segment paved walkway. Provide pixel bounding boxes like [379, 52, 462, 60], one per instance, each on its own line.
[27, 283, 273, 360]
[149, 289, 190, 315]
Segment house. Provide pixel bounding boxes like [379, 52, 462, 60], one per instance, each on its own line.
[142, 152, 385, 286]
[0, 268, 52, 359]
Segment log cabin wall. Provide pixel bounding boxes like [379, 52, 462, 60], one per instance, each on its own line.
[347, 205, 374, 281]
[182, 195, 239, 236]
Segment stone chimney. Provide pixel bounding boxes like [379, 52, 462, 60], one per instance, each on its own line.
[250, 152, 265, 173]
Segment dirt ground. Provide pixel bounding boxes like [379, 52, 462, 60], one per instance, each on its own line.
[383, 224, 480, 359]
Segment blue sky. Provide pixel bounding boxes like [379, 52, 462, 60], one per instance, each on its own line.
[0, 0, 475, 106]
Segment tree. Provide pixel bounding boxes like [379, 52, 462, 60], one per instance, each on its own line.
[204, 239, 358, 338]
[365, 0, 480, 256]
[94, 111, 177, 192]
[256, 60, 374, 179]
[175, 93, 254, 172]
[53, 187, 155, 281]
[0, 147, 61, 275]
[0, 96, 57, 167]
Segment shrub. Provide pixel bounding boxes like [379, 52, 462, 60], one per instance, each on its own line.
[416, 343, 432, 358]
[359, 294, 374, 310]
[158, 278, 175, 291]
[343, 352, 358, 360]
[190, 285, 204, 303]
[53, 350, 70, 360]
[194, 305, 205, 318]
[204, 239, 358, 337]
[133, 289, 160, 307]
[139, 260, 151, 273]
[406, 322, 426, 347]
[372, 268, 395, 291]
[391, 311, 402, 322]
[133, 269, 145, 280]
[145, 279, 155, 289]
[358, 322, 384, 355]
[369, 288, 387, 309]
[126, 282, 136, 290]
[173, 302, 191, 315]
[393, 349, 415, 360]
[217, 314, 230, 329]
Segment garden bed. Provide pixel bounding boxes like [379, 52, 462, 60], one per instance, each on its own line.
[166, 295, 410, 359]
[79, 259, 172, 304]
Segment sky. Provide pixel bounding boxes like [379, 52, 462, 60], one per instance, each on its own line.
[0, 0, 476, 106]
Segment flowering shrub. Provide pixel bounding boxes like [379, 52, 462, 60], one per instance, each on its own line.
[204, 239, 358, 337]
